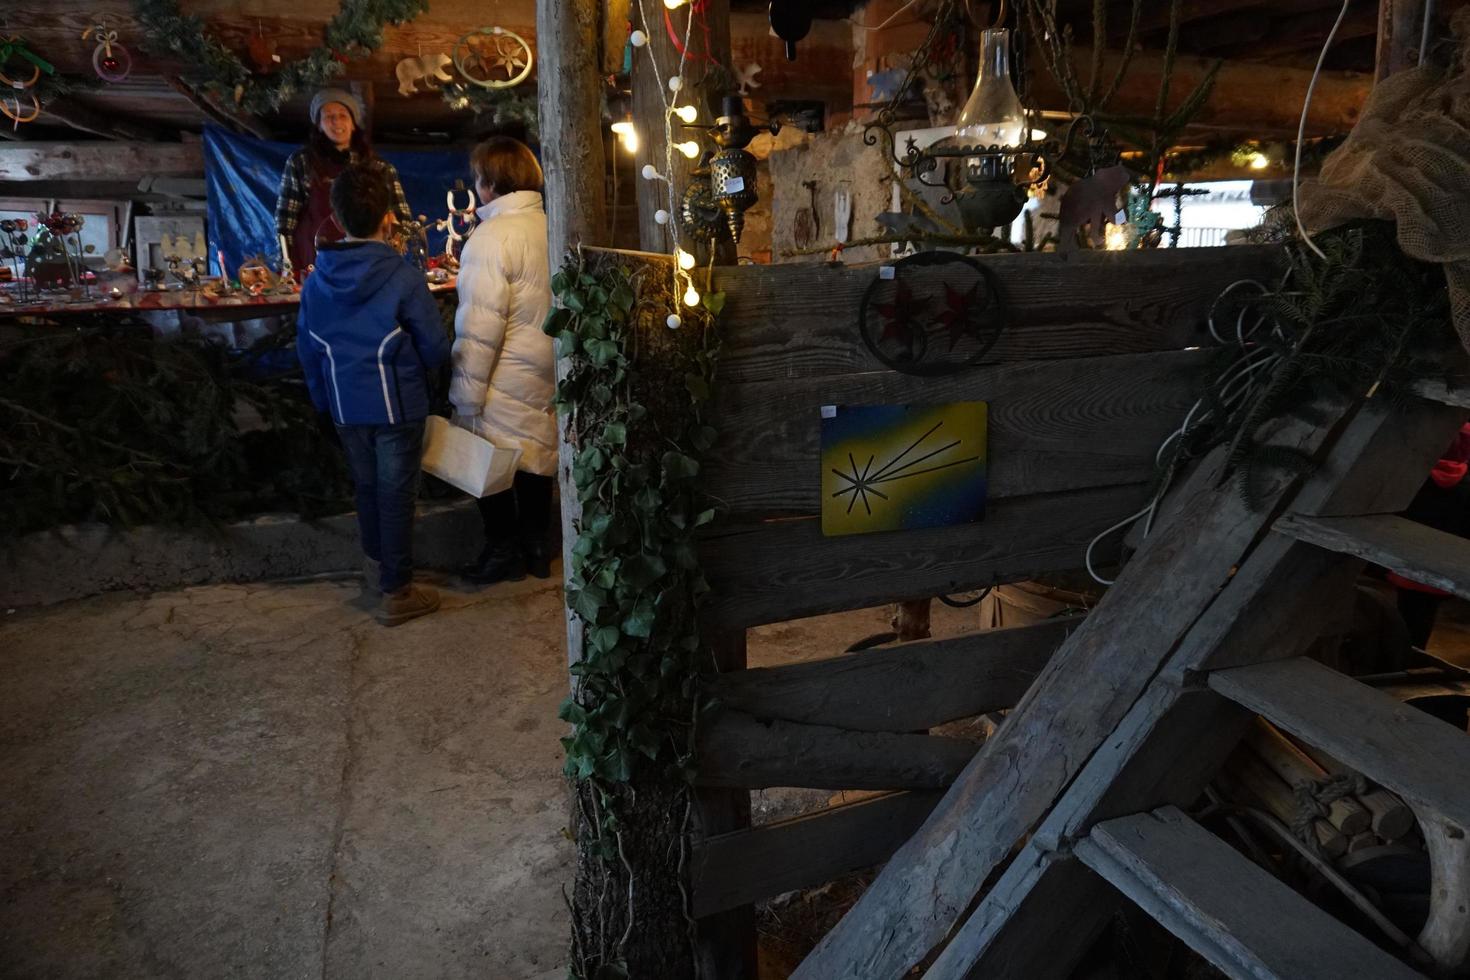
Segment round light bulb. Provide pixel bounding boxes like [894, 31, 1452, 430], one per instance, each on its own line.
[610, 121, 638, 153]
[675, 140, 700, 159]
[675, 248, 696, 270]
[664, 0, 687, 8]
[667, 75, 683, 93]
[641, 164, 660, 181]
[629, 29, 648, 47]
[654, 209, 670, 225]
[673, 104, 698, 124]
[666, 314, 682, 329]
[683, 286, 701, 307]
[1248, 151, 1270, 171]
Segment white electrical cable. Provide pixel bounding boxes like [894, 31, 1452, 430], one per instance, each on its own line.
[850, 0, 930, 32]
[1293, 0, 1353, 261]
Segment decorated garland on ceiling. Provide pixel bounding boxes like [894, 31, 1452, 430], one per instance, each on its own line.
[133, 0, 428, 114]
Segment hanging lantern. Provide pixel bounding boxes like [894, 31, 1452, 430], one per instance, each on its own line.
[708, 96, 760, 244]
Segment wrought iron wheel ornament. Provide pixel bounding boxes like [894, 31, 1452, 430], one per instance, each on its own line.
[858, 251, 1007, 376]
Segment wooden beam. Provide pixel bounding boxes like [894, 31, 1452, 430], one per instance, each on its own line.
[1274, 513, 1470, 601]
[1207, 8, 1383, 61]
[698, 481, 1146, 632]
[1377, 0, 1428, 79]
[690, 790, 943, 917]
[40, 98, 172, 142]
[706, 347, 1214, 519]
[707, 246, 1284, 384]
[696, 710, 978, 790]
[163, 76, 272, 141]
[1031, 45, 1371, 136]
[0, 142, 203, 182]
[1077, 807, 1425, 980]
[705, 617, 1079, 732]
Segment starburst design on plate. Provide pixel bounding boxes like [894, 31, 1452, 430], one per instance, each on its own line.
[830, 420, 980, 516]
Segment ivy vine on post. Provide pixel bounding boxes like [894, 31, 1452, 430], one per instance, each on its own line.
[546, 249, 724, 979]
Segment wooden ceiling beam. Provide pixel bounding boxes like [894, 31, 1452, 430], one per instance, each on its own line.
[40, 98, 175, 142]
[0, 142, 203, 182]
[1208, 8, 1382, 60]
[164, 76, 274, 141]
[1029, 43, 1370, 136]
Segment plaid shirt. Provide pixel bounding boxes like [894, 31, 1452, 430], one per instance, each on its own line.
[274, 149, 411, 239]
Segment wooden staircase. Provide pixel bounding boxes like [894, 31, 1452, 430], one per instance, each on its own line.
[789, 393, 1470, 979]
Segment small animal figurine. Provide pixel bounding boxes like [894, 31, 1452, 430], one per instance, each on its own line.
[1056, 164, 1132, 252]
[396, 52, 454, 96]
[735, 63, 762, 95]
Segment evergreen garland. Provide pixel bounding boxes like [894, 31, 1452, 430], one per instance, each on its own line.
[133, 0, 428, 115]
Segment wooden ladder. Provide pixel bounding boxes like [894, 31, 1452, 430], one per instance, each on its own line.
[792, 392, 1470, 979]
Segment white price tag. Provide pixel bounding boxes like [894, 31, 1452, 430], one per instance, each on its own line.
[722, 175, 746, 194]
[820, 405, 837, 419]
[879, 265, 896, 280]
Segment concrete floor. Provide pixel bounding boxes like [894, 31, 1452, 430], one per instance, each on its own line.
[0, 568, 933, 980]
[0, 575, 574, 980]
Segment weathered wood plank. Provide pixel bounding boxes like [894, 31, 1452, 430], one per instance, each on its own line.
[690, 791, 943, 917]
[707, 348, 1214, 518]
[696, 711, 978, 791]
[0, 142, 203, 181]
[705, 617, 1080, 733]
[1275, 513, 1470, 601]
[796, 398, 1463, 979]
[708, 247, 1283, 383]
[1208, 657, 1470, 829]
[1078, 807, 1424, 980]
[699, 482, 1147, 631]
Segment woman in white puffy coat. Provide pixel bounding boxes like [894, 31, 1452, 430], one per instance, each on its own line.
[450, 137, 556, 584]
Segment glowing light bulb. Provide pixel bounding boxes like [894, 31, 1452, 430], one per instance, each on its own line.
[1104, 222, 1130, 251]
[641, 164, 660, 181]
[654, 209, 670, 225]
[675, 140, 701, 158]
[611, 120, 638, 153]
[955, 29, 1026, 150]
[666, 314, 682, 329]
[629, 29, 648, 47]
[664, 0, 687, 8]
[667, 75, 683, 93]
[1247, 151, 1270, 171]
[673, 104, 698, 123]
[684, 285, 701, 307]
[675, 248, 696, 270]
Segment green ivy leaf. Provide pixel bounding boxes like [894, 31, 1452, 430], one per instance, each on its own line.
[690, 425, 718, 453]
[702, 291, 726, 316]
[589, 625, 621, 654]
[662, 451, 699, 481]
[620, 553, 668, 589]
[558, 698, 588, 725]
[602, 421, 627, 446]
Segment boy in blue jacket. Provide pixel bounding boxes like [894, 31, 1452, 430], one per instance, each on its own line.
[297, 163, 452, 626]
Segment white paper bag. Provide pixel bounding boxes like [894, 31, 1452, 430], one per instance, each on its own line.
[421, 415, 522, 498]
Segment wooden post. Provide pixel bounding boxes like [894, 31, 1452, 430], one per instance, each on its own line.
[1377, 0, 1429, 80]
[537, 0, 609, 673]
[631, 0, 732, 252]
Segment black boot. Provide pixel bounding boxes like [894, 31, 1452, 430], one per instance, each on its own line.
[522, 539, 553, 580]
[462, 541, 527, 585]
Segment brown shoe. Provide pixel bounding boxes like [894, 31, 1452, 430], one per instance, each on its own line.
[376, 583, 441, 626]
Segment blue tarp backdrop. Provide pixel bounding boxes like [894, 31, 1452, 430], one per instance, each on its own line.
[202, 125, 471, 276]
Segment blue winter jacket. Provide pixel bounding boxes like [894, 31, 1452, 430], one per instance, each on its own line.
[296, 241, 452, 426]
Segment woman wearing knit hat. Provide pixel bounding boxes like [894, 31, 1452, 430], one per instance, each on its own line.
[274, 87, 411, 275]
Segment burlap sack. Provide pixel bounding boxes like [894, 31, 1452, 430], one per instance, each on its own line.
[1297, 10, 1470, 353]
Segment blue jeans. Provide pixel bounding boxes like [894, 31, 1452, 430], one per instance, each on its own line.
[336, 420, 426, 593]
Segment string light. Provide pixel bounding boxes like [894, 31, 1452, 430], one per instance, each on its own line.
[641, 164, 663, 181]
[611, 120, 639, 153]
[1104, 222, 1129, 251]
[673, 104, 698, 123]
[1247, 151, 1270, 171]
[666, 314, 682, 329]
[654, 209, 671, 225]
[667, 75, 683, 93]
[629, 29, 648, 47]
[675, 247, 696, 270]
[675, 140, 701, 158]
[664, 0, 687, 8]
[683, 284, 701, 307]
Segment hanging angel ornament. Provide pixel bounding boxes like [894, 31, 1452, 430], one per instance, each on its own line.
[452, 27, 533, 89]
[83, 23, 131, 83]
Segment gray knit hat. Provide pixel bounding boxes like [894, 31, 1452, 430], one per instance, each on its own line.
[309, 88, 364, 128]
